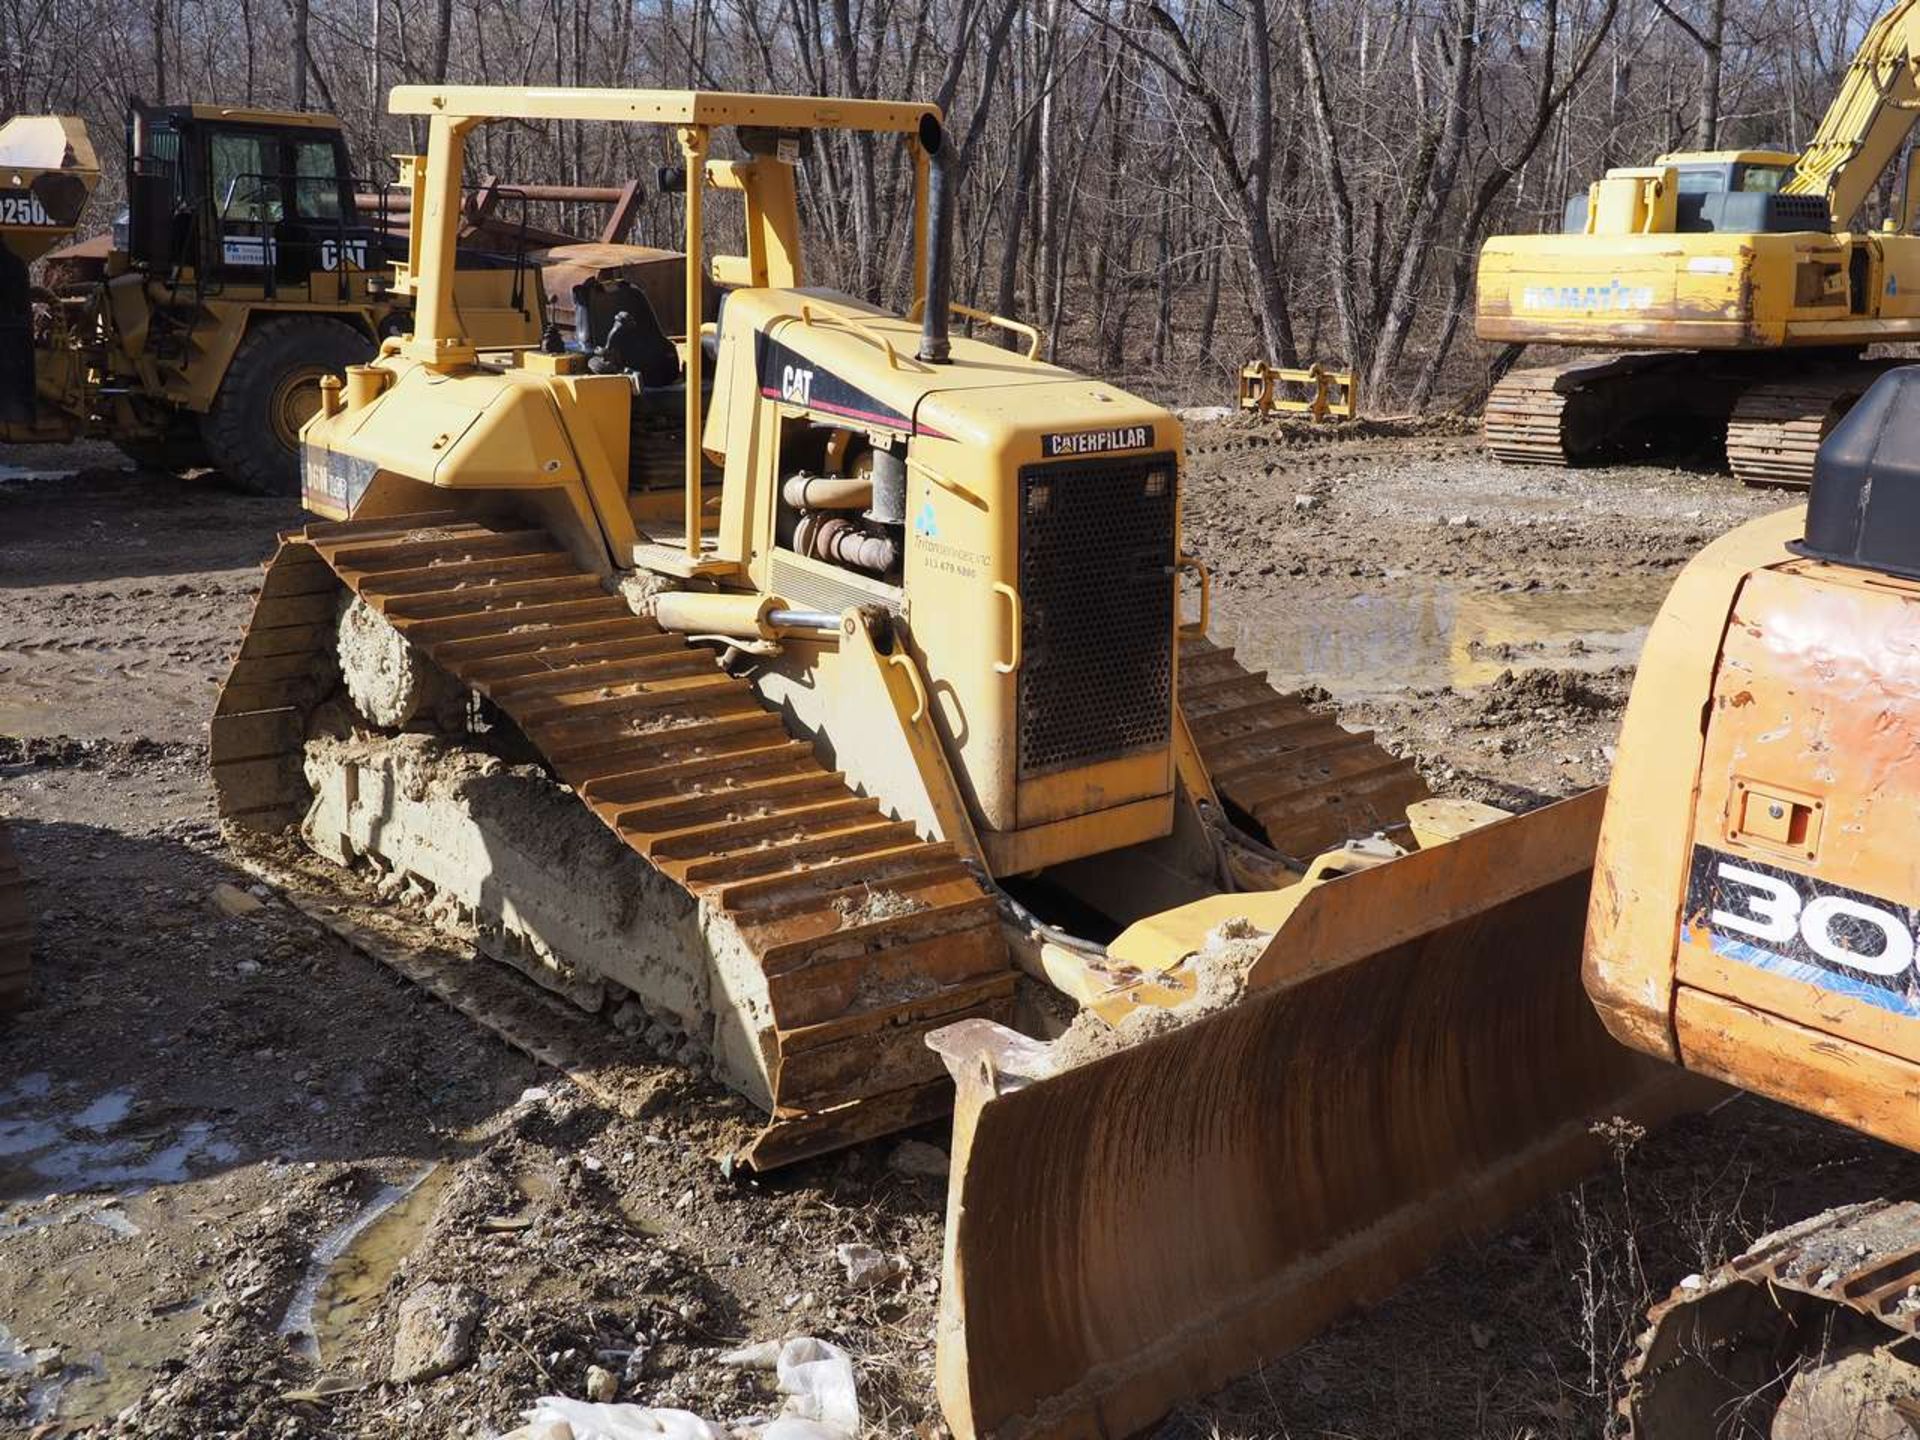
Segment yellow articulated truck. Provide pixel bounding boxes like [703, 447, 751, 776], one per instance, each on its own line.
[0, 102, 541, 493]
[1476, 0, 1920, 486]
[212, 85, 1706, 1439]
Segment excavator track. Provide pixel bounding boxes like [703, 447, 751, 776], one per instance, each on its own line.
[1178, 636, 1429, 857]
[0, 819, 28, 1013]
[1625, 1198, 1920, 1438]
[211, 513, 1016, 1169]
[1724, 366, 1894, 488]
[1483, 354, 1694, 465]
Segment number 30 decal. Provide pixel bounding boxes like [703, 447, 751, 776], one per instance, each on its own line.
[1712, 859, 1917, 979]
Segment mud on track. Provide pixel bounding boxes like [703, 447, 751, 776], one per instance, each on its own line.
[1, 432, 1914, 1439]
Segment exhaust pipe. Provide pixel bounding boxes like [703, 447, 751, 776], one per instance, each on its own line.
[919, 117, 952, 366]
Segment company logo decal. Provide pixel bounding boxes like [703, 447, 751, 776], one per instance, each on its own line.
[1521, 280, 1656, 313]
[1040, 425, 1155, 458]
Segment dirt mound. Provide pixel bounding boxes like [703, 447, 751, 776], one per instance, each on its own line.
[1473, 666, 1632, 723]
[1048, 916, 1263, 1071]
[1185, 411, 1477, 457]
[0, 733, 198, 769]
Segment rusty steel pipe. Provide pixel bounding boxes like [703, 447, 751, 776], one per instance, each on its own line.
[782, 473, 873, 511]
[796, 515, 899, 576]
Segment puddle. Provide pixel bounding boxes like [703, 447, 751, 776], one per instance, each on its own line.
[73, 1090, 134, 1131]
[1, 1316, 147, 1428]
[281, 1163, 449, 1369]
[0, 1080, 240, 1203]
[0, 1320, 64, 1425]
[1215, 576, 1672, 700]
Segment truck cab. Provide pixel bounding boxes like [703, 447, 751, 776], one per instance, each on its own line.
[124, 101, 374, 291]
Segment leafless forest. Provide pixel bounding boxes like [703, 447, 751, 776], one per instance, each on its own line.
[0, 0, 1887, 403]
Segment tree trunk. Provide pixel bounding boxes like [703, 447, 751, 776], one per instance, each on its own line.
[291, 0, 309, 108]
[1693, 0, 1724, 147]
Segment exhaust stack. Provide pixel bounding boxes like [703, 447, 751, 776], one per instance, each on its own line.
[919, 117, 952, 365]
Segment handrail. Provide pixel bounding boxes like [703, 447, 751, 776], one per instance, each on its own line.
[991, 582, 1022, 674]
[906, 297, 1045, 360]
[798, 299, 902, 370]
[888, 651, 930, 724]
[948, 301, 1043, 360]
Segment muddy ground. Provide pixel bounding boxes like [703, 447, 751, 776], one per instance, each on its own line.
[1, 432, 1914, 1440]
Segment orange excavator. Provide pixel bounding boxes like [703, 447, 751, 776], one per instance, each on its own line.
[1587, 365, 1920, 1434]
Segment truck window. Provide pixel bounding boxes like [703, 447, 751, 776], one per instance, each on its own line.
[292, 140, 343, 222]
[210, 132, 281, 222]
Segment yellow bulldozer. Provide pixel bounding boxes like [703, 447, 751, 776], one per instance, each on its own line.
[211, 85, 1707, 1437]
[0, 101, 541, 493]
[1476, 0, 1920, 486]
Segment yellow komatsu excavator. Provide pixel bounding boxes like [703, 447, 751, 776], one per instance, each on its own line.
[1477, 0, 1920, 486]
[214, 87, 1700, 1438]
[1584, 369, 1920, 1435]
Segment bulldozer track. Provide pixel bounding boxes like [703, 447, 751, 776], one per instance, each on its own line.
[209, 516, 1428, 1165]
[1724, 365, 1893, 488]
[212, 513, 1016, 1168]
[1178, 636, 1428, 857]
[1624, 1197, 1920, 1436]
[0, 819, 29, 1013]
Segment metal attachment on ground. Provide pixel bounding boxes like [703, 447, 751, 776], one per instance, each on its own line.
[1238, 361, 1358, 421]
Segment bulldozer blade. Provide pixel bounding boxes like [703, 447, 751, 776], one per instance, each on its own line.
[929, 787, 1713, 1440]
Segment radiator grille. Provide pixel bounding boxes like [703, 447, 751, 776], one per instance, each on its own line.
[1016, 451, 1178, 778]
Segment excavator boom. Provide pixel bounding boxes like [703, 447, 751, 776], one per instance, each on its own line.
[1784, 0, 1920, 225]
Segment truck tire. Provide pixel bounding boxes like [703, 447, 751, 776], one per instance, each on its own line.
[201, 315, 373, 496]
[115, 416, 213, 474]
[0, 819, 28, 1015]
